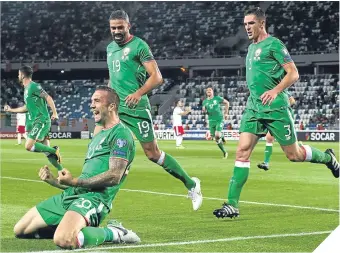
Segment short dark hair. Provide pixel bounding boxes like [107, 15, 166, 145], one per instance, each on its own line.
[109, 9, 129, 23]
[244, 7, 266, 21]
[19, 65, 33, 78]
[95, 86, 120, 110]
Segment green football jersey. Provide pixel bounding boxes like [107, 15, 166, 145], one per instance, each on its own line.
[202, 96, 224, 121]
[63, 122, 135, 209]
[245, 36, 293, 112]
[25, 112, 33, 132]
[107, 36, 154, 111]
[24, 81, 50, 123]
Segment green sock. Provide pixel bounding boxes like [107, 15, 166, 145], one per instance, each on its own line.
[32, 142, 56, 154]
[302, 145, 331, 164]
[264, 143, 273, 164]
[227, 162, 250, 208]
[44, 153, 63, 171]
[217, 139, 226, 155]
[77, 227, 116, 248]
[159, 152, 195, 190]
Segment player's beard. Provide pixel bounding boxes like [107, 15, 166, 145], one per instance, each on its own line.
[112, 32, 126, 45]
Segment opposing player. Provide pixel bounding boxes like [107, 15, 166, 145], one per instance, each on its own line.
[213, 7, 339, 219]
[98, 10, 202, 210]
[258, 93, 296, 170]
[14, 87, 140, 249]
[16, 110, 27, 145]
[202, 87, 229, 158]
[172, 100, 191, 149]
[4, 65, 62, 171]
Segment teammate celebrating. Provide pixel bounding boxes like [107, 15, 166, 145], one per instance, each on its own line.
[213, 7, 339, 219]
[96, 10, 202, 210]
[172, 100, 191, 149]
[202, 87, 229, 158]
[14, 87, 140, 249]
[16, 110, 27, 145]
[258, 93, 296, 171]
[4, 65, 62, 171]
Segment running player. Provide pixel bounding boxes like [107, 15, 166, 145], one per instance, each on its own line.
[202, 87, 229, 158]
[257, 93, 296, 170]
[14, 87, 140, 249]
[98, 10, 202, 210]
[173, 100, 191, 149]
[4, 65, 62, 171]
[213, 7, 339, 219]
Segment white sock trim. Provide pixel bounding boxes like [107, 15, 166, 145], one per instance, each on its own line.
[30, 146, 35, 152]
[107, 227, 120, 243]
[157, 151, 166, 165]
[235, 161, 250, 168]
[302, 145, 312, 161]
[77, 231, 84, 248]
[266, 142, 273, 146]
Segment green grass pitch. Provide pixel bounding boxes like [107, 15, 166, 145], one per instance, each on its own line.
[1, 139, 338, 252]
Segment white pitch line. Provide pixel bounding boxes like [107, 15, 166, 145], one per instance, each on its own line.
[24, 230, 332, 253]
[1, 176, 339, 212]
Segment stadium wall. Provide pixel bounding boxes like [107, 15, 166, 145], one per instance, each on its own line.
[1, 130, 338, 142]
[3, 53, 338, 71]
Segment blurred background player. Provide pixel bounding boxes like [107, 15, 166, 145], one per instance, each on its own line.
[94, 10, 202, 210]
[4, 65, 62, 171]
[13, 87, 140, 249]
[172, 100, 191, 149]
[16, 108, 27, 145]
[202, 87, 230, 158]
[258, 93, 296, 170]
[213, 7, 339, 219]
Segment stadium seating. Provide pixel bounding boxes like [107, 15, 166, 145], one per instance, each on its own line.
[2, 74, 337, 130]
[1, 1, 338, 62]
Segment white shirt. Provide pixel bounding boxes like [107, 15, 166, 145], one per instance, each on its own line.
[17, 113, 26, 126]
[173, 107, 183, 126]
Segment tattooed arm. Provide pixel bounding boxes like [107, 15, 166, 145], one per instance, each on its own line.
[58, 157, 128, 188]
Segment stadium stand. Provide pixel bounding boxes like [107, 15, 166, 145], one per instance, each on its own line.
[2, 74, 338, 130]
[1, 1, 338, 62]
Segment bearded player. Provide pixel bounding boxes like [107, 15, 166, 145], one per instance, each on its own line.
[93, 10, 202, 210]
[213, 7, 339, 219]
[5, 65, 62, 171]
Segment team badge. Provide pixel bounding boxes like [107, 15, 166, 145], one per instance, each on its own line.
[116, 138, 127, 148]
[122, 47, 130, 60]
[254, 48, 261, 61]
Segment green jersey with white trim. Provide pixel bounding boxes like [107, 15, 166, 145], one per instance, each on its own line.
[203, 96, 224, 121]
[63, 122, 135, 209]
[107, 36, 154, 111]
[24, 81, 50, 124]
[245, 36, 294, 112]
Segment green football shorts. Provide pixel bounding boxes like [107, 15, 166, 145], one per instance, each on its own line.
[28, 120, 50, 141]
[36, 191, 110, 227]
[239, 107, 297, 146]
[119, 107, 155, 143]
[209, 119, 224, 137]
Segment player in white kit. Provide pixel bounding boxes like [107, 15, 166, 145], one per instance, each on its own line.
[172, 100, 191, 149]
[16, 112, 27, 145]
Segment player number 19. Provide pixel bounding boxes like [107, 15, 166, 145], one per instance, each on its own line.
[112, 60, 121, 72]
[137, 121, 150, 135]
